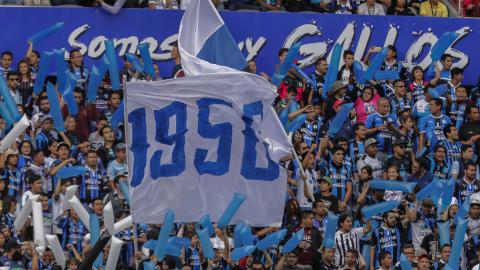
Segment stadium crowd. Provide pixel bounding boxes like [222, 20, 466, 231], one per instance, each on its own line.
[0, 33, 475, 270]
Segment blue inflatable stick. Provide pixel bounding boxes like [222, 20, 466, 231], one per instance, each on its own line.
[286, 114, 307, 133]
[416, 177, 443, 202]
[454, 199, 470, 224]
[277, 43, 302, 79]
[63, 86, 78, 115]
[234, 222, 245, 248]
[198, 228, 215, 259]
[46, 82, 65, 132]
[87, 65, 101, 102]
[256, 229, 287, 251]
[57, 165, 88, 179]
[240, 224, 253, 246]
[110, 100, 124, 128]
[154, 209, 175, 259]
[438, 221, 450, 247]
[448, 218, 468, 269]
[199, 214, 215, 236]
[99, 54, 110, 82]
[53, 49, 66, 92]
[279, 108, 289, 129]
[144, 261, 155, 270]
[425, 127, 438, 146]
[167, 237, 191, 249]
[374, 70, 400, 81]
[400, 254, 414, 270]
[0, 102, 13, 129]
[364, 47, 388, 81]
[283, 228, 305, 254]
[118, 181, 130, 206]
[361, 201, 400, 220]
[328, 44, 342, 90]
[143, 240, 157, 250]
[441, 177, 456, 212]
[354, 60, 365, 85]
[431, 32, 461, 62]
[288, 99, 299, 114]
[33, 51, 53, 94]
[429, 85, 449, 98]
[165, 243, 181, 257]
[138, 43, 155, 76]
[104, 39, 121, 90]
[323, 65, 333, 98]
[322, 212, 339, 248]
[217, 193, 247, 229]
[362, 245, 371, 270]
[369, 179, 417, 193]
[291, 64, 315, 87]
[329, 103, 354, 137]
[270, 73, 285, 88]
[125, 53, 145, 74]
[28, 22, 64, 44]
[90, 214, 102, 268]
[231, 245, 256, 261]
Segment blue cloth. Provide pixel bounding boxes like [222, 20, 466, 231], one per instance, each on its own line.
[406, 170, 435, 189]
[420, 115, 452, 155]
[364, 113, 398, 154]
[34, 131, 54, 155]
[428, 63, 451, 84]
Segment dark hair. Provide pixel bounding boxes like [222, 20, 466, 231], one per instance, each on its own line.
[415, 157, 427, 170]
[313, 102, 322, 108]
[1, 51, 12, 58]
[343, 50, 354, 59]
[286, 87, 298, 95]
[387, 165, 402, 181]
[114, 175, 127, 186]
[431, 98, 443, 109]
[378, 250, 391, 263]
[410, 66, 424, 82]
[461, 144, 473, 153]
[185, 231, 197, 240]
[382, 210, 395, 220]
[467, 104, 479, 115]
[434, 145, 446, 154]
[97, 115, 109, 123]
[17, 59, 32, 79]
[163, 255, 176, 270]
[335, 137, 348, 145]
[92, 197, 103, 205]
[19, 140, 33, 156]
[312, 200, 324, 209]
[354, 123, 365, 131]
[73, 87, 84, 97]
[32, 51, 40, 59]
[69, 50, 80, 60]
[392, 79, 404, 87]
[99, 125, 112, 137]
[359, 166, 373, 193]
[48, 138, 59, 147]
[316, 57, 327, 66]
[331, 145, 345, 155]
[338, 214, 350, 225]
[441, 54, 453, 62]
[451, 67, 463, 77]
[86, 150, 97, 157]
[441, 244, 451, 252]
[278, 48, 289, 57]
[425, 84, 436, 93]
[1, 195, 15, 214]
[402, 244, 414, 252]
[251, 260, 265, 270]
[346, 249, 359, 259]
[31, 148, 43, 159]
[6, 71, 17, 80]
[443, 124, 455, 137]
[285, 198, 301, 229]
[465, 160, 477, 171]
[300, 210, 313, 222]
[28, 174, 42, 186]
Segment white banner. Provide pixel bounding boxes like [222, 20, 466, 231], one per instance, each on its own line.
[126, 72, 291, 226]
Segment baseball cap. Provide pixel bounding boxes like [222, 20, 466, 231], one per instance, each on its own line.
[40, 114, 53, 123]
[57, 142, 70, 150]
[392, 140, 408, 148]
[418, 253, 429, 261]
[364, 138, 380, 148]
[388, 45, 398, 59]
[333, 100, 348, 109]
[3, 149, 19, 162]
[422, 198, 434, 206]
[114, 143, 126, 153]
[317, 176, 333, 185]
[6, 239, 20, 251]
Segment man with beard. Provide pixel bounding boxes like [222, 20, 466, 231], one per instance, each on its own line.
[438, 124, 462, 168]
[357, 138, 382, 179]
[0, 240, 26, 268]
[31, 96, 50, 135]
[29, 247, 55, 270]
[454, 160, 480, 206]
[370, 203, 411, 268]
[459, 105, 480, 163]
[312, 200, 328, 238]
[274, 250, 301, 270]
[304, 58, 328, 106]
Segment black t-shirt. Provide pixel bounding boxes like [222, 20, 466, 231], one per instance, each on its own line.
[382, 154, 412, 174]
[313, 193, 339, 214]
[459, 121, 480, 155]
[172, 63, 183, 78]
[421, 233, 441, 262]
[325, 96, 342, 121]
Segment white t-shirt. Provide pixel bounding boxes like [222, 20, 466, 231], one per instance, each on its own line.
[210, 236, 234, 254]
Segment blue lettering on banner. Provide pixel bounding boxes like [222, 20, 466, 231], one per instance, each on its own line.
[194, 98, 233, 175]
[128, 100, 280, 187]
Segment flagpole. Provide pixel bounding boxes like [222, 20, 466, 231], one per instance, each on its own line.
[122, 74, 139, 270]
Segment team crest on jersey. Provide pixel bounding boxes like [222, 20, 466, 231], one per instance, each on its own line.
[364, 102, 376, 115]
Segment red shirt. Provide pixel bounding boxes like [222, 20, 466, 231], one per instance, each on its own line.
[61, 104, 98, 140]
[296, 227, 312, 265]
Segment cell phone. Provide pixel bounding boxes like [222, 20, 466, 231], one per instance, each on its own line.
[374, 47, 382, 52]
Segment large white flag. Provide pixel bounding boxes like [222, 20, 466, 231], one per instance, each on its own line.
[126, 74, 291, 226]
[178, 0, 250, 76]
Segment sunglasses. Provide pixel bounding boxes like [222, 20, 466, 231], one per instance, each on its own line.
[9, 78, 18, 81]
[301, 147, 309, 150]
[397, 145, 406, 149]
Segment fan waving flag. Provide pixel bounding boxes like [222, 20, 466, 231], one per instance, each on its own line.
[178, 0, 250, 76]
